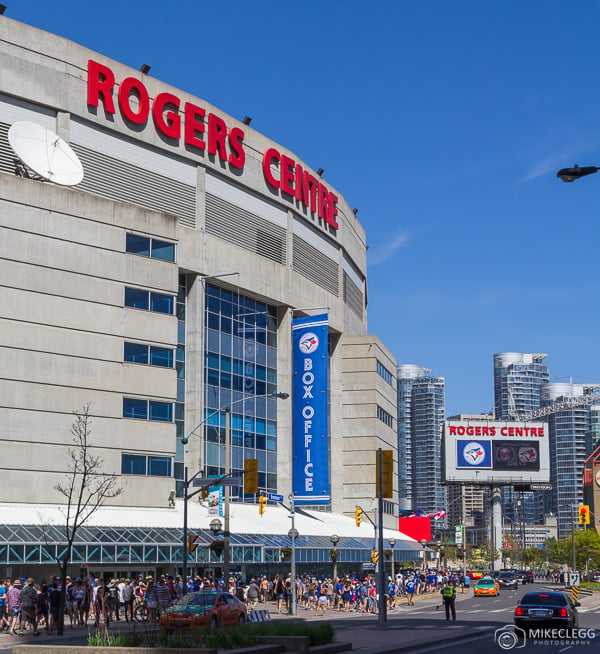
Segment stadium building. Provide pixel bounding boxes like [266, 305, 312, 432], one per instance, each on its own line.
[0, 16, 415, 579]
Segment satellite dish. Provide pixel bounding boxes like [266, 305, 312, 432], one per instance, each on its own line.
[8, 121, 84, 186]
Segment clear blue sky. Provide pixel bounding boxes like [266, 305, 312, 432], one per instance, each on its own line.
[10, 1, 600, 414]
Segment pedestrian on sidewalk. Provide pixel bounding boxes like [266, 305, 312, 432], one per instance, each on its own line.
[441, 580, 456, 621]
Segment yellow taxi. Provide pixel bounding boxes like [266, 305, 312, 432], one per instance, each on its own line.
[474, 576, 500, 597]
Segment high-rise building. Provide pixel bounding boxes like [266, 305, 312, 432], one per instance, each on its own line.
[543, 383, 598, 538]
[493, 353, 549, 525]
[396, 366, 446, 518]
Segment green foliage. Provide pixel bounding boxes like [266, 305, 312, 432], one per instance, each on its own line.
[87, 631, 127, 647]
[545, 529, 600, 570]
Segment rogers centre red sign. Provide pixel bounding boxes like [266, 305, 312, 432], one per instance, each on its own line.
[86, 61, 338, 231]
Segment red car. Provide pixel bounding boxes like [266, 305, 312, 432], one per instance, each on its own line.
[161, 591, 247, 630]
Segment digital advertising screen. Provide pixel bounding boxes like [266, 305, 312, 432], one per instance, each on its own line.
[443, 420, 550, 485]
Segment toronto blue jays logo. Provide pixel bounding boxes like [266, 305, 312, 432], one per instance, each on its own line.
[462, 441, 486, 465]
[299, 332, 319, 354]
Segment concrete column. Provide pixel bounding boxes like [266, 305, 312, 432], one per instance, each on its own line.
[492, 486, 503, 571]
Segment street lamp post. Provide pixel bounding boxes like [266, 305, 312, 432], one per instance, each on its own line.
[388, 538, 396, 581]
[288, 520, 299, 617]
[180, 391, 289, 596]
[209, 518, 222, 584]
[330, 534, 339, 581]
[557, 165, 600, 182]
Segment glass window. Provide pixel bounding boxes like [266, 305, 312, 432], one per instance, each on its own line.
[148, 456, 172, 477]
[151, 239, 176, 262]
[124, 342, 148, 364]
[122, 453, 146, 475]
[149, 401, 172, 422]
[125, 287, 149, 310]
[150, 293, 174, 314]
[126, 233, 150, 256]
[150, 347, 173, 368]
[123, 398, 148, 420]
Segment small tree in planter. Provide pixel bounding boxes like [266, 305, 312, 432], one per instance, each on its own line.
[280, 547, 292, 561]
[329, 549, 338, 562]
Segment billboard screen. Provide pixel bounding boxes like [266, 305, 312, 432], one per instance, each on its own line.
[443, 420, 550, 485]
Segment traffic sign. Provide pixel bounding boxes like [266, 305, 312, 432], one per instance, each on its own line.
[361, 562, 376, 571]
[268, 493, 284, 502]
[569, 572, 580, 587]
[192, 473, 241, 487]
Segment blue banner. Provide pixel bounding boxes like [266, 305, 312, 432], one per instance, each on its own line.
[292, 314, 329, 505]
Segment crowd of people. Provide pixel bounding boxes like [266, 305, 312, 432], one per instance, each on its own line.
[0, 567, 472, 634]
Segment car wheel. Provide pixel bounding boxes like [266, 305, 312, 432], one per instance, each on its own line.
[238, 614, 246, 623]
[210, 615, 218, 629]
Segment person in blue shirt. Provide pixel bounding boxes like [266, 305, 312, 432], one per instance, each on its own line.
[0, 580, 7, 631]
[404, 578, 415, 605]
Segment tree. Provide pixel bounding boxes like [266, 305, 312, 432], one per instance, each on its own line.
[52, 405, 122, 635]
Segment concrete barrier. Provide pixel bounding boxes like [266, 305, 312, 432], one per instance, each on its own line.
[248, 609, 272, 622]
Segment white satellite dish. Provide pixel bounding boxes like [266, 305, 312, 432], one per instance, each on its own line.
[8, 121, 84, 186]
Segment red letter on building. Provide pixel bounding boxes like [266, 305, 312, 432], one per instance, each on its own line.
[228, 127, 245, 168]
[152, 93, 181, 139]
[208, 113, 228, 161]
[184, 103, 206, 150]
[87, 60, 116, 114]
[118, 77, 150, 124]
[280, 155, 296, 197]
[318, 182, 329, 220]
[328, 191, 339, 229]
[263, 148, 281, 188]
[295, 164, 309, 207]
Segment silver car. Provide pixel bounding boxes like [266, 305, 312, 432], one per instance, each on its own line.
[497, 571, 519, 589]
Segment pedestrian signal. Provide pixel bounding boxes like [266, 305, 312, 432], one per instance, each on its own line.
[355, 506, 363, 527]
[259, 494, 267, 516]
[376, 449, 394, 498]
[187, 534, 198, 553]
[371, 550, 379, 564]
[578, 504, 590, 525]
[243, 458, 259, 494]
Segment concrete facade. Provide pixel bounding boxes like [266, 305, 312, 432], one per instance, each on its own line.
[341, 335, 398, 529]
[0, 16, 398, 532]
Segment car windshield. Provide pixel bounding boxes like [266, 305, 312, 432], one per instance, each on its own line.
[477, 580, 494, 586]
[175, 592, 217, 607]
[498, 572, 515, 578]
[520, 593, 567, 607]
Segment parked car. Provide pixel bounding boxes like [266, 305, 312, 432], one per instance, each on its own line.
[497, 570, 519, 589]
[467, 570, 485, 580]
[587, 571, 600, 583]
[161, 591, 247, 630]
[474, 577, 500, 597]
[514, 591, 579, 632]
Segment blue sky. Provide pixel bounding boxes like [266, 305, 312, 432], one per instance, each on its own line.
[10, 1, 600, 414]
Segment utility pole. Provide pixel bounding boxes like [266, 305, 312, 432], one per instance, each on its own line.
[377, 448, 387, 626]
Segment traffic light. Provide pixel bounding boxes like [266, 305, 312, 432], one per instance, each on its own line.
[578, 504, 590, 525]
[187, 534, 198, 553]
[376, 449, 394, 498]
[259, 494, 267, 516]
[370, 550, 379, 564]
[355, 506, 363, 527]
[243, 458, 259, 494]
